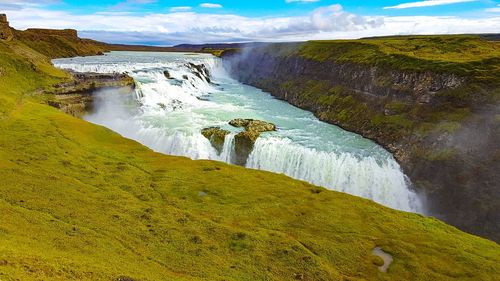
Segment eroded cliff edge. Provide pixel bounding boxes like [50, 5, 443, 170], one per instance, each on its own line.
[222, 36, 500, 242]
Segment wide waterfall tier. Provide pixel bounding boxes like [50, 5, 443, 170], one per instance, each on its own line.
[53, 51, 423, 213]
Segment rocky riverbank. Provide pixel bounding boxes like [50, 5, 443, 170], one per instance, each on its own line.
[45, 71, 135, 117]
[222, 37, 500, 242]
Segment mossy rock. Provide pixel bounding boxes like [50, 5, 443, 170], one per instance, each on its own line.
[229, 118, 276, 132]
[201, 119, 276, 165]
[229, 119, 276, 165]
[201, 127, 230, 153]
[234, 130, 260, 166]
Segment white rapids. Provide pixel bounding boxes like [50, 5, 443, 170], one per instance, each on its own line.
[53, 51, 423, 213]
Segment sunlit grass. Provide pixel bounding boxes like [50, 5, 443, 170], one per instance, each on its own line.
[295, 35, 500, 83]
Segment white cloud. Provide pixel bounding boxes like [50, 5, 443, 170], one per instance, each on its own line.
[0, 0, 58, 10]
[170, 6, 192, 12]
[310, 4, 381, 31]
[371, 15, 500, 36]
[286, 0, 320, 3]
[384, 0, 477, 9]
[2, 4, 498, 45]
[200, 3, 223, 8]
[485, 4, 500, 12]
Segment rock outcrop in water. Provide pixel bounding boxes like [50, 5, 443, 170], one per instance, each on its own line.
[163, 70, 171, 79]
[222, 39, 500, 242]
[201, 127, 230, 154]
[202, 119, 276, 166]
[186, 62, 211, 83]
[230, 119, 276, 166]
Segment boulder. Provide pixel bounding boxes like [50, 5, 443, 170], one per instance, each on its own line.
[231, 119, 276, 166]
[228, 118, 248, 128]
[234, 130, 261, 166]
[201, 127, 230, 153]
[163, 70, 171, 79]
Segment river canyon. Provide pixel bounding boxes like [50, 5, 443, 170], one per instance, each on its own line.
[53, 51, 423, 213]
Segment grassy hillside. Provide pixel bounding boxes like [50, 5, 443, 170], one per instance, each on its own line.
[13, 29, 108, 58]
[1, 37, 500, 280]
[295, 35, 500, 83]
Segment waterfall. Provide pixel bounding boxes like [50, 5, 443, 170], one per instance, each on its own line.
[53, 51, 424, 213]
[218, 133, 236, 163]
[246, 137, 421, 212]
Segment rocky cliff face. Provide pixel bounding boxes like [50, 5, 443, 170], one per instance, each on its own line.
[0, 14, 13, 41]
[46, 72, 135, 117]
[25, 28, 78, 38]
[223, 43, 500, 242]
[13, 27, 108, 58]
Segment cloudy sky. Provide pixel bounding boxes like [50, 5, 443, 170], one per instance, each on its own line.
[1, 0, 499, 45]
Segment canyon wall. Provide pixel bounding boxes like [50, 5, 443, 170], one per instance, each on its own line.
[222, 39, 500, 242]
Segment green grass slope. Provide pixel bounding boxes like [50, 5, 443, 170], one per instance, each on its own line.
[299, 35, 500, 83]
[13, 29, 108, 58]
[0, 38, 499, 280]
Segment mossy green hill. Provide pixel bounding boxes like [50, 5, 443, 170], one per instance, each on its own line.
[1, 33, 499, 280]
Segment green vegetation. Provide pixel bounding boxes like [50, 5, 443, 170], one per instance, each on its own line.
[423, 148, 459, 161]
[204, 48, 236, 57]
[1, 35, 500, 280]
[303, 35, 500, 63]
[13, 29, 108, 58]
[297, 35, 500, 83]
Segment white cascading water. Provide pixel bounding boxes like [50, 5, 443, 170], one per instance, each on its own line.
[53, 51, 423, 213]
[218, 133, 236, 163]
[247, 137, 414, 208]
